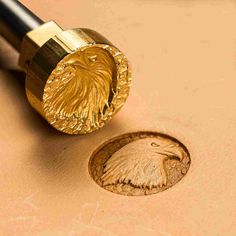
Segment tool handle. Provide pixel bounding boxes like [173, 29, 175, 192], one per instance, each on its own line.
[0, 0, 43, 51]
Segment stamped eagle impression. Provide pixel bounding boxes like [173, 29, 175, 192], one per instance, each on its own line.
[89, 131, 191, 196]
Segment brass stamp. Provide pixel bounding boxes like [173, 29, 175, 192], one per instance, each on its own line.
[89, 132, 191, 196]
[22, 24, 131, 135]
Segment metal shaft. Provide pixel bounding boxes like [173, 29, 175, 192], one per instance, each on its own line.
[0, 0, 43, 51]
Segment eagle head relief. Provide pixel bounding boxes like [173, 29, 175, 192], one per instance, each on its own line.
[100, 138, 185, 189]
[43, 46, 117, 133]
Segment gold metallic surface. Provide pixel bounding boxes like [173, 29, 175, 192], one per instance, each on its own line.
[89, 132, 191, 196]
[20, 22, 131, 134]
[19, 21, 63, 71]
[44, 45, 130, 134]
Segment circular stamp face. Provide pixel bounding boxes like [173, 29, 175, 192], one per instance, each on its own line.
[43, 44, 131, 134]
[89, 131, 191, 196]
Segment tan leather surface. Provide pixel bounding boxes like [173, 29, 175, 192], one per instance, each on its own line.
[0, 1, 236, 235]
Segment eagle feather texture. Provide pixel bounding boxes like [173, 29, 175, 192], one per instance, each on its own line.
[48, 47, 114, 127]
[100, 138, 174, 189]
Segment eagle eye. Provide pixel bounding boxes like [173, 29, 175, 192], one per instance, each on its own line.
[151, 142, 160, 147]
[88, 55, 98, 62]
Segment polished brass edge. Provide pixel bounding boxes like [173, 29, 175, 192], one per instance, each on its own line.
[19, 21, 63, 71]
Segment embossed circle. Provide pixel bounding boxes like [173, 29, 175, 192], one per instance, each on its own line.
[43, 44, 131, 134]
[89, 132, 191, 196]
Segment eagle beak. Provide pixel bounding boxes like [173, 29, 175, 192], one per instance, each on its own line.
[160, 145, 184, 161]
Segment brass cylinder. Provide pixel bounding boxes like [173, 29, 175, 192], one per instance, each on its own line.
[19, 21, 131, 134]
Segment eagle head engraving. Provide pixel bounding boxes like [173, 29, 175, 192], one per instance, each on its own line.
[100, 138, 185, 189]
[48, 47, 116, 129]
